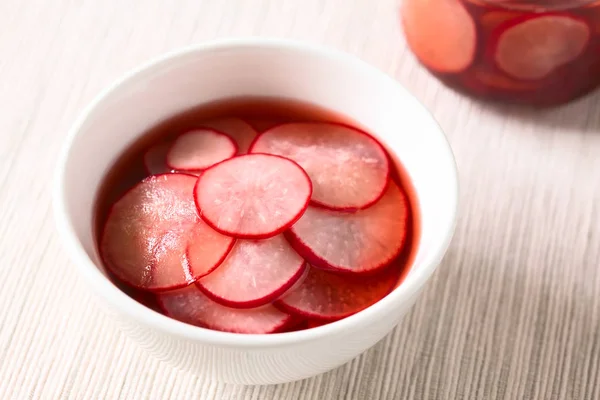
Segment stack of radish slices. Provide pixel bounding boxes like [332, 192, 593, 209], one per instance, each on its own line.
[101, 119, 412, 334]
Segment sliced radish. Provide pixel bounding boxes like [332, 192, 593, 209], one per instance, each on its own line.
[250, 122, 389, 211]
[166, 129, 237, 171]
[493, 14, 591, 80]
[185, 219, 235, 279]
[196, 234, 307, 308]
[401, 0, 476, 72]
[194, 153, 312, 239]
[286, 181, 408, 274]
[143, 142, 172, 175]
[198, 117, 258, 154]
[274, 264, 309, 300]
[101, 173, 213, 291]
[157, 285, 292, 334]
[275, 265, 399, 320]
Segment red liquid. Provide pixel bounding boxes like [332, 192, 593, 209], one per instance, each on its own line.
[94, 97, 421, 332]
[401, 0, 600, 106]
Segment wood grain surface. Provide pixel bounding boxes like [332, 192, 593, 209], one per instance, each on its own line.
[1, 0, 600, 398]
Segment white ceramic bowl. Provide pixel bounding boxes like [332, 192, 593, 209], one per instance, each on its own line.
[53, 38, 458, 385]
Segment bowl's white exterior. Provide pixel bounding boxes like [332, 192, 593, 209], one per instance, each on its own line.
[53, 39, 458, 385]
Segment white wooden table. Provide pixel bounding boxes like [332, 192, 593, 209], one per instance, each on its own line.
[2, 0, 600, 398]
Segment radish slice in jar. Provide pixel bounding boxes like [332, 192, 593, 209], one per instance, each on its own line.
[492, 14, 591, 80]
[401, 0, 476, 73]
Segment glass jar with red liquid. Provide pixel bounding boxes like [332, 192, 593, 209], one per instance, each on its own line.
[400, 0, 600, 106]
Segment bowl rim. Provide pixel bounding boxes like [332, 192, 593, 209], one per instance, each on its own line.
[53, 37, 459, 348]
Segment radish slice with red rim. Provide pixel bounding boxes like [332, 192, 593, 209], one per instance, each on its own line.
[402, 0, 476, 73]
[492, 14, 591, 80]
[143, 142, 172, 175]
[185, 219, 236, 279]
[157, 285, 292, 334]
[286, 181, 408, 274]
[101, 174, 201, 291]
[198, 117, 258, 154]
[166, 129, 237, 171]
[194, 153, 312, 239]
[196, 234, 307, 308]
[275, 264, 400, 320]
[250, 122, 389, 211]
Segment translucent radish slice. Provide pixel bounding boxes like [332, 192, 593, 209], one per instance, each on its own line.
[143, 142, 172, 175]
[286, 181, 408, 274]
[401, 0, 476, 73]
[493, 15, 591, 80]
[101, 174, 225, 291]
[198, 117, 258, 154]
[196, 234, 307, 308]
[250, 123, 389, 211]
[185, 219, 235, 279]
[275, 265, 399, 320]
[166, 129, 237, 171]
[157, 285, 292, 334]
[194, 154, 312, 239]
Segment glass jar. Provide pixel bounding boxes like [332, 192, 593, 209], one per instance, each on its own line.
[400, 0, 600, 106]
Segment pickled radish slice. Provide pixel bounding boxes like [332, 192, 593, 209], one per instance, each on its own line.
[401, 0, 476, 72]
[143, 142, 172, 175]
[493, 15, 591, 80]
[286, 181, 408, 274]
[199, 117, 258, 154]
[166, 129, 237, 171]
[101, 174, 201, 291]
[185, 219, 235, 278]
[250, 123, 389, 211]
[158, 285, 292, 333]
[196, 235, 306, 308]
[194, 154, 312, 239]
[276, 265, 399, 320]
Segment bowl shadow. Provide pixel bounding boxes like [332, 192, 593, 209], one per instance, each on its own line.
[453, 85, 600, 132]
[251, 183, 600, 398]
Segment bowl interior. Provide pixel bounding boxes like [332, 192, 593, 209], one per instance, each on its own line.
[55, 40, 457, 342]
